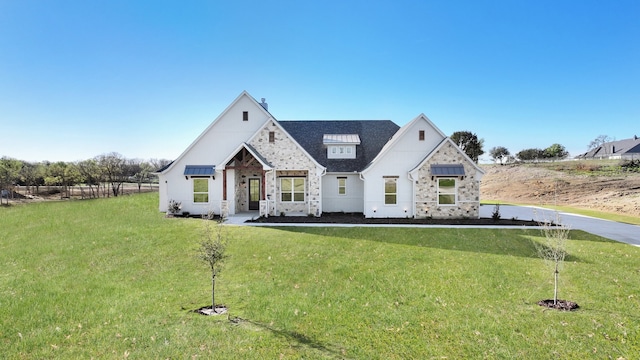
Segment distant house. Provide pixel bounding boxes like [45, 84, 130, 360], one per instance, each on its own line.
[576, 136, 640, 160]
[157, 91, 484, 219]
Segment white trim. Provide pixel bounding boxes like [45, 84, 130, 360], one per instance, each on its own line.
[383, 176, 398, 206]
[160, 91, 272, 174]
[279, 177, 306, 203]
[437, 177, 457, 206]
[409, 138, 486, 179]
[192, 178, 210, 204]
[248, 119, 327, 172]
[361, 113, 446, 175]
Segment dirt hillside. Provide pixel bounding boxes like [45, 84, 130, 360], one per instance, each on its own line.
[480, 164, 640, 217]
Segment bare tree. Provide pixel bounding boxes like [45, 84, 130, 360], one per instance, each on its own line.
[97, 152, 127, 197]
[535, 211, 570, 306]
[587, 135, 612, 150]
[129, 159, 154, 192]
[197, 217, 228, 314]
[76, 159, 103, 198]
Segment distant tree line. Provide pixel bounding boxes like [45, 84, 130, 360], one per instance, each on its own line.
[486, 143, 569, 164]
[448, 130, 570, 164]
[0, 153, 171, 202]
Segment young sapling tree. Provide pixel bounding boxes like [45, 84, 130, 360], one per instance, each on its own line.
[534, 210, 577, 310]
[197, 216, 228, 314]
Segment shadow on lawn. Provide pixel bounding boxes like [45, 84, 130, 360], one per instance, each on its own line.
[229, 316, 343, 358]
[268, 226, 584, 262]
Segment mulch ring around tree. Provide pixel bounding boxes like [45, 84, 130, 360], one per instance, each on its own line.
[538, 299, 579, 311]
[194, 305, 228, 316]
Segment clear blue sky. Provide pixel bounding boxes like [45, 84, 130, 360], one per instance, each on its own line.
[1, 0, 638, 163]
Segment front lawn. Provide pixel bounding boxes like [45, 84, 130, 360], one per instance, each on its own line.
[1, 194, 638, 358]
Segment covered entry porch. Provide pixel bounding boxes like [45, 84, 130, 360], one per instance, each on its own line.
[220, 144, 272, 218]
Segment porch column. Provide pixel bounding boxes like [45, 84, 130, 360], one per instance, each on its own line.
[261, 171, 266, 200]
[222, 169, 227, 201]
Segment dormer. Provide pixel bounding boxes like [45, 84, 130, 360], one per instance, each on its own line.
[324, 134, 360, 159]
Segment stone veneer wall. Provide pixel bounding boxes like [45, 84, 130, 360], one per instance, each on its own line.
[414, 142, 480, 219]
[250, 122, 322, 216]
[220, 200, 229, 219]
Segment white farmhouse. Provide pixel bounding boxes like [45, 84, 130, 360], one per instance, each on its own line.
[158, 91, 484, 219]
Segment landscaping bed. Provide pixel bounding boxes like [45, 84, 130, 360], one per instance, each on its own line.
[248, 212, 540, 226]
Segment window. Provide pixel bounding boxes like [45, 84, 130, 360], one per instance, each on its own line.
[269, 131, 275, 143]
[280, 178, 305, 202]
[384, 177, 397, 205]
[242, 111, 249, 121]
[438, 178, 456, 205]
[193, 178, 209, 203]
[337, 177, 346, 195]
[327, 145, 356, 159]
[419, 130, 425, 141]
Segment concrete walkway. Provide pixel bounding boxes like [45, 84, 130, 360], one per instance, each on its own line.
[225, 206, 640, 247]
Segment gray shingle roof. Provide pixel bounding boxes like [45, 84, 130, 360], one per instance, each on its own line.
[576, 136, 640, 159]
[279, 120, 400, 172]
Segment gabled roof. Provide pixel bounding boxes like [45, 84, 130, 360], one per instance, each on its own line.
[409, 138, 485, 178]
[576, 136, 640, 158]
[361, 113, 446, 174]
[218, 142, 273, 170]
[160, 91, 273, 174]
[279, 120, 400, 172]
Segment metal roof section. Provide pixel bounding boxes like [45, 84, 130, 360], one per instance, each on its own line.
[431, 164, 465, 176]
[184, 165, 215, 175]
[322, 134, 361, 145]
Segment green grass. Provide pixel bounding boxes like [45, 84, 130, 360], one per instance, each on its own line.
[1, 194, 639, 358]
[481, 201, 640, 225]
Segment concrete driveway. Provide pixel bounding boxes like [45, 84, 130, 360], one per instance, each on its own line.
[480, 204, 640, 247]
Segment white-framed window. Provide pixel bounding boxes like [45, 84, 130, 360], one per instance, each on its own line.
[193, 178, 209, 203]
[437, 178, 456, 205]
[384, 176, 397, 205]
[337, 177, 346, 195]
[280, 178, 305, 202]
[327, 145, 356, 159]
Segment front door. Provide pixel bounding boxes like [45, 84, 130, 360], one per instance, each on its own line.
[248, 178, 260, 210]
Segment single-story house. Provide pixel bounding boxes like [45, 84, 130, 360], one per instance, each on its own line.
[575, 136, 640, 160]
[157, 91, 484, 219]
